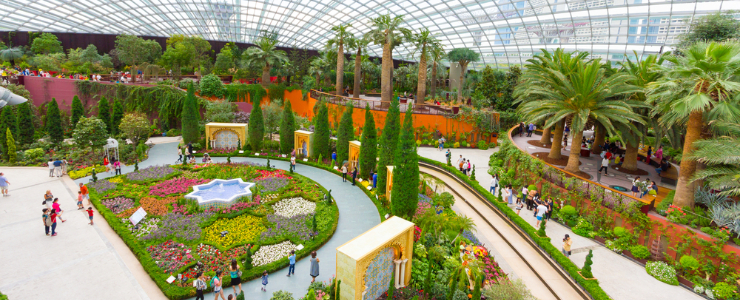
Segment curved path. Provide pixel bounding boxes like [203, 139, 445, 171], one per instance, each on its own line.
[420, 164, 588, 300]
[74, 141, 380, 300]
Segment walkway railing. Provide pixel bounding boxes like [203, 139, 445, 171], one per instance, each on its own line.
[309, 90, 456, 115]
[507, 126, 654, 213]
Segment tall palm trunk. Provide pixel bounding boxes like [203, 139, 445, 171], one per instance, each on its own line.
[262, 63, 271, 87]
[381, 41, 393, 103]
[621, 141, 639, 171]
[673, 111, 702, 208]
[592, 124, 605, 154]
[549, 120, 564, 160]
[335, 43, 344, 96]
[353, 48, 362, 99]
[565, 130, 584, 174]
[430, 61, 438, 98]
[457, 63, 466, 103]
[540, 127, 551, 144]
[416, 47, 428, 104]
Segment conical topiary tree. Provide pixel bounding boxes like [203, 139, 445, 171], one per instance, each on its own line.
[538, 220, 547, 237]
[97, 96, 111, 134]
[71, 95, 85, 129]
[581, 249, 594, 278]
[312, 101, 330, 160]
[248, 97, 264, 152]
[279, 99, 296, 154]
[336, 102, 354, 164]
[391, 108, 419, 219]
[377, 97, 401, 196]
[470, 165, 476, 180]
[181, 83, 201, 144]
[112, 98, 124, 135]
[359, 104, 377, 179]
[6, 128, 16, 163]
[46, 98, 64, 143]
[16, 102, 35, 145]
[0, 107, 16, 154]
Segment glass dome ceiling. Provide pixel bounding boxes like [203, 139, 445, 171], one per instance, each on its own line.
[1, 0, 738, 69]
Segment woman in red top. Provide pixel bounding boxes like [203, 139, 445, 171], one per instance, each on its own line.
[103, 155, 110, 173]
[49, 209, 58, 236]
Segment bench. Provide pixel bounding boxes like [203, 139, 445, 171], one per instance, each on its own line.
[659, 165, 678, 185]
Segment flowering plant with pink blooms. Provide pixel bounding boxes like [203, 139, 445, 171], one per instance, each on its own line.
[149, 178, 210, 197]
[147, 240, 194, 273]
[254, 169, 292, 180]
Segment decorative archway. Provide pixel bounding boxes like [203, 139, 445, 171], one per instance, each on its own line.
[212, 129, 240, 149]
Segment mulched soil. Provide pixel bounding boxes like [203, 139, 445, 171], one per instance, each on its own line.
[532, 152, 582, 166]
[610, 164, 649, 176]
[527, 140, 553, 148]
[568, 171, 593, 180]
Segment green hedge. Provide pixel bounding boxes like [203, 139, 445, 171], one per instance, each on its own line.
[88, 167, 339, 300]
[0, 291, 7, 300]
[418, 156, 612, 300]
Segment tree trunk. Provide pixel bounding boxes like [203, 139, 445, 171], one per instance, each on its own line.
[335, 42, 344, 96]
[262, 64, 270, 87]
[565, 130, 584, 174]
[457, 63, 466, 103]
[316, 74, 320, 88]
[592, 124, 605, 155]
[540, 127, 551, 144]
[430, 61, 438, 98]
[673, 111, 702, 208]
[549, 120, 564, 160]
[353, 48, 362, 99]
[621, 141, 639, 171]
[381, 41, 393, 103]
[416, 46, 428, 104]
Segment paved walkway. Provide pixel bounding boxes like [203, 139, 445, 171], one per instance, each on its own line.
[418, 146, 701, 300]
[6, 139, 379, 300]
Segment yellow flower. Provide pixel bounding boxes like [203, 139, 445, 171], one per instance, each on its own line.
[203, 215, 266, 247]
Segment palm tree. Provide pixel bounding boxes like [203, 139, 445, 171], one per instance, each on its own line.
[647, 41, 740, 207]
[689, 120, 740, 197]
[327, 23, 354, 96]
[0, 47, 23, 66]
[514, 49, 589, 160]
[347, 36, 371, 98]
[410, 29, 441, 104]
[428, 46, 446, 99]
[447, 48, 480, 103]
[242, 37, 288, 87]
[518, 55, 643, 174]
[365, 14, 412, 103]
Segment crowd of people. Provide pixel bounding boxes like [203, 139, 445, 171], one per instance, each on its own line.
[0, 66, 144, 84]
[41, 182, 93, 237]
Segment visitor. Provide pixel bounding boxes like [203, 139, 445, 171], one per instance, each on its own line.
[466, 160, 472, 176]
[563, 133, 568, 146]
[80, 183, 90, 206]
[546, 198, 554, 220]
[372, 172, 378, 189]
[536, 201, 548, 227]
[649, 181, 658, 196]
[562, 234, 572, 257]
[504, 185, 514, 205]
[87, 207, 94, 225]
[445, 149, 451, 162]
[527, 189, 536, 211]
[229, 259, 242, 295]
[287, 250, 296, 277]
[515, 201, 523, 215]
[206, 154, 213, 164]
[331, 152, 337, 166]
[212, 270, 225, 300]
[290, 155, 296, 172]
[527, 123, 535, 137]
[655, 146, 664, 164]
[103, 155, 110, 173]
[631, 176, 641, 197]
[187, 142, 194, 159]
[189, 156, 197, 164]
[43, 208, 53, 236]
[615, 154, 623, 166]
[49, 208, 58, 236]
[438, 137, 445, 151]
[0, 172, 9, 197]
[114, 159, 122, 175]
[599, 155, 609, 175]
[646, 146, 653, 163]
[341, 164, 348, 182]
[62, 157, 68, 175]
[53, 158, 63, 177]
[640, 178, 652, 198]
[43, 190, 54, 210]
[519, 122, 525, 137]
[48, 159, 55, 177]
[177, 148, 183, 162]
[351, 167, 358, 186]
[193, 272, 206, 300]
[462, 159, 468, 175]
[532, 192, 542, 218]
[564, 125, 570, 140]
[77, 191, 84, 210]
[605, 150, 613, 161]
[261, 270, 269, 292]
[52, 198, 66, 222]
[457, 155, 463, 171]
[520, 185, 528, 206]
[309, 251, 320, 283]
[490, 174, 499, 194]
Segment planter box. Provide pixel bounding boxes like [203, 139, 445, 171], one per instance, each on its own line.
[678, 276, 694, 289]
[594, 236, 606, 244]
[578, 271, 598, 281]
[452, 106, 460, 114]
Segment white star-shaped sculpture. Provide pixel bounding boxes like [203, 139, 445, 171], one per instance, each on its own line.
[185, 179, 255, 208]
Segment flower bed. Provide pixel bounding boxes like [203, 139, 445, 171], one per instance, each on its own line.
[182, 244, 251, 280]
[141, 197, 179, 215]
[646, 261, 679, 285]
[102, 197, 135, 214]
[150, 178, 210, 197]
[147, 240, 194, 273]
[202, 214, 266, 247]
[273, 197, 316, 218]
[69, 164, 107, 179]
[127, 165, 176, 182]
[256, 177, 290, 192]
[255, 169, 292, 180]
[143, 212, 214, 241]
[251, 241, 297, 267]
[123, 217, 160, 238]
[262, 214, 315, 240]
[88, 180, 117, 192]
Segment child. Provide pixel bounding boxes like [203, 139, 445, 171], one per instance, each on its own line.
[77, 191, 84, 210]
[87, 207, 94, 225]
[114, 159, 122, 175]
[261, 270, 268, 292]
[515, 202, 523, 215]
[52, 198, 66, 222]
[213, 270, 225, 300]
[193, 272, 206, 300]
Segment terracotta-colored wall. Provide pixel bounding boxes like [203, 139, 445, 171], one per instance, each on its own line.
[23, 76, 82, 110]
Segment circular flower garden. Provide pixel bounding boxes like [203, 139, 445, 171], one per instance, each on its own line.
[87, 163, 339, 300]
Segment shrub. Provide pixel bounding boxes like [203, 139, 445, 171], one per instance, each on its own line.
[270, 290, 294, 300]
[713, 282, 736, 300]
[645, 261, 679, 285]
[453, 142, 460, 148]
[527, 184, 536, 192]
[24, 148, 45, 162]
[199, 74, 224, 98]
[482, 279, 536, 300]
[679, 255, 700, 273]
[560, 205, 577, 217]
[581, 250, 594, 278]
[613, 226, 627, 238]
[629, 245, 651, 260]
[477, 140, 489, 150]
[572, 218, 594, 237]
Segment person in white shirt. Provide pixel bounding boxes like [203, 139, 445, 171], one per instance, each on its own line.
[520, 185, 528, 204]
[457, 155, 464, 171]
[599, 156, 609, 175]
[536, 202, 549, 227]
[489, 174, 499, 194]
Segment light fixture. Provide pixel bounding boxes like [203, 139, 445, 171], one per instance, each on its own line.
[0, 86, 28, 108]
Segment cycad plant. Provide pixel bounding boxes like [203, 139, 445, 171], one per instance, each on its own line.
[365, 14, 412, 103]
[689, 121, 740, 197]
[647, 41, 740, 207]
[517, 53, 643, 174]
[242, 36, 288, 87]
